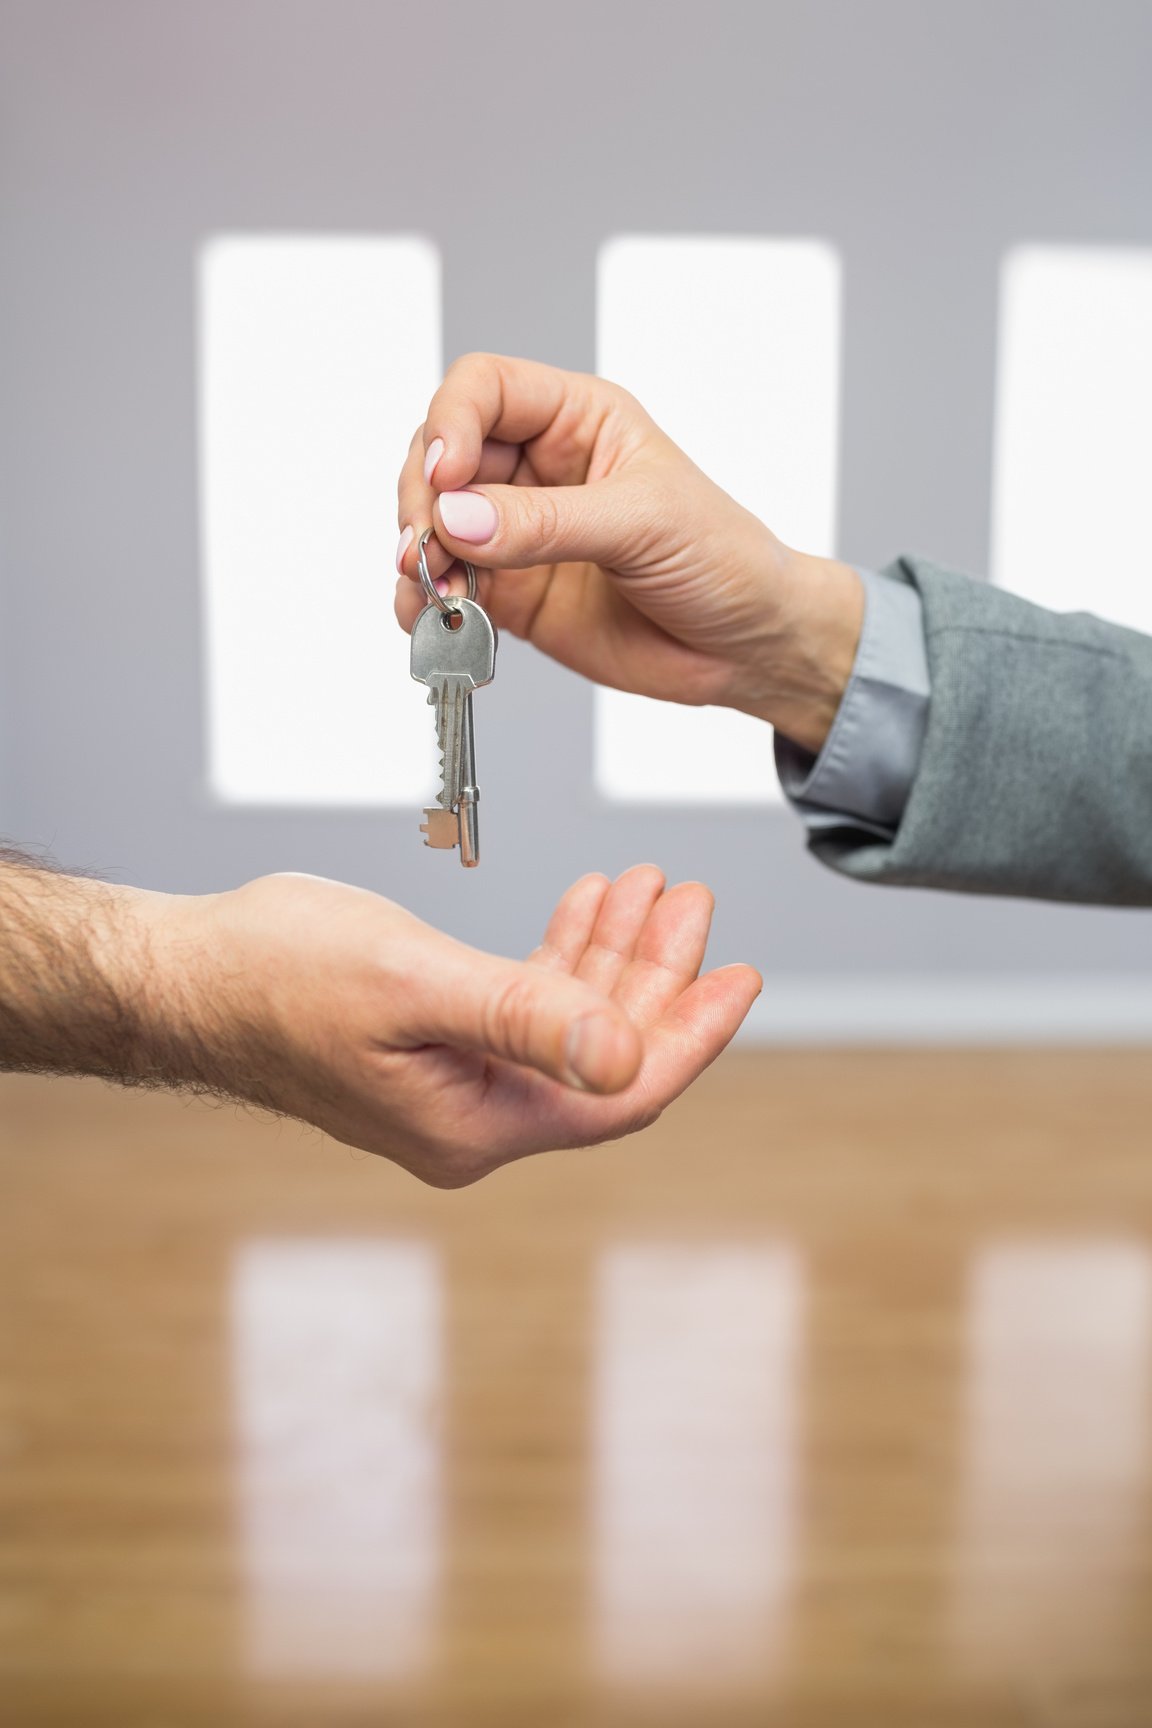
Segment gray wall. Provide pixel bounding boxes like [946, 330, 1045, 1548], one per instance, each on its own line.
[2, 0, 1152, 1035]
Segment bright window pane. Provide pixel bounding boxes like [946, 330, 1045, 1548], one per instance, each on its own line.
[200, 236, 440, 804]
[595, 236, 841, 802]
[991, 246, 1152, 629]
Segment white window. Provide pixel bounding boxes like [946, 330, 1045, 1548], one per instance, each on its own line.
[991, 245, 1152, 630]
[595, 236, 842, 802]
[200, 236, 441, 804]
[231, 1240, 441, 1675]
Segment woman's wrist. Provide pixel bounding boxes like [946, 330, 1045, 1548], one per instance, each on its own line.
[727, 547, 864, 754]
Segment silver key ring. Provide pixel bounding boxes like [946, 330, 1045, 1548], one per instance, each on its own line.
[417, 527, 477, 616]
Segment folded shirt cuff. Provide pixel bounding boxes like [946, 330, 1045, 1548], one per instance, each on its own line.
[774, 566, 931, 838]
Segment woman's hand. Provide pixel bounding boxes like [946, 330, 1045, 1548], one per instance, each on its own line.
[396, 353, 863, 753]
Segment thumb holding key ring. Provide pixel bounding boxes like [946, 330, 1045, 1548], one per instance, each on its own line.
[417, 526, 477, 616]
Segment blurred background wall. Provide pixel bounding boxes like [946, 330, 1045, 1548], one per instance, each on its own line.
[2, 0, 1151, 1039]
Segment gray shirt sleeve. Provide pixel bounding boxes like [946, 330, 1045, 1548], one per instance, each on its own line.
[800, 554, 1152, 906]
[775, 566, 931, 838]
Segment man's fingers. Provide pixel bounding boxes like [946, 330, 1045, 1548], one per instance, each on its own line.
[573, 863, 666, 995]
[525, 873, 612, 975]
[476, 961, 763, 1162]
[618, 963, 764, 1116]
[417, 939, 642, 1095]
[611, 881, 716, 1028]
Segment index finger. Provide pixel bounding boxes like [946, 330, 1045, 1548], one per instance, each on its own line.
[421, 352, 597, 494]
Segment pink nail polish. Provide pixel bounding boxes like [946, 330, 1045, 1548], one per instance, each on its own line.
[395, 524, 414, 574]
[439, 489, 498, 545]
[423, 438, 445, 484]
[434, 577, 450, 596]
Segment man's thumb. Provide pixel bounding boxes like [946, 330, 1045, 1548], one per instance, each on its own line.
[425, 949, 642, 1094]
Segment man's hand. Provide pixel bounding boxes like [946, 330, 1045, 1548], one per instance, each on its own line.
[0, 858, 760, 1187]
[396, 353, 864, 755]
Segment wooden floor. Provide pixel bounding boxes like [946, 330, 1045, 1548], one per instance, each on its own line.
[4, 1051, 1152, 1727]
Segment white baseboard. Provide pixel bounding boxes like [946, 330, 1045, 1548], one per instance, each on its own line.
[736, 976, 1152, 1044]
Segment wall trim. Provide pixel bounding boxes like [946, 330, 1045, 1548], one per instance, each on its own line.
[738, 976, 1152, 1044]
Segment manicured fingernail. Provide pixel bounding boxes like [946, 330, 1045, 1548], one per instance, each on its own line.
[439, 489, 498, 545]
[423, 438, 445, 484]
[434, 577, 450, 596]
[395, 524, 414, 574]
[565, 1012, 624, 1092]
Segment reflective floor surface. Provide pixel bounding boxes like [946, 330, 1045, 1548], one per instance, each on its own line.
[3, 1051, 1152, 1726]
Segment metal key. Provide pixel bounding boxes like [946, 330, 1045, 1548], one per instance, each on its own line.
[410, 595, 497, 866]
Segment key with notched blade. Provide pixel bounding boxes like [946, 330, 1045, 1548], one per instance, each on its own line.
[410, 596, 497, 867]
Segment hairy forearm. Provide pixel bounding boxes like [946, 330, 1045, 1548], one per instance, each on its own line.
[0, 851, 219, 1090]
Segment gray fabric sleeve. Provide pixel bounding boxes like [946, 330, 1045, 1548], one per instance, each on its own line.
[775, 567, 930, 839]
[806, 554, 1152, 907]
